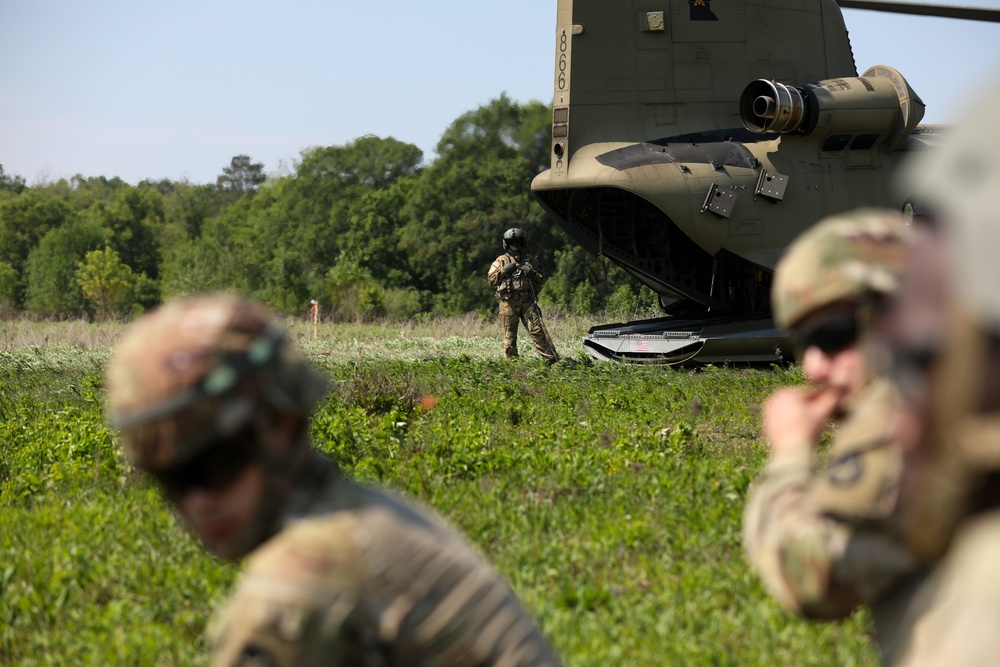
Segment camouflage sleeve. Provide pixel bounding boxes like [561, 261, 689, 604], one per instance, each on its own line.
[488, 256, 508, 288]
[743, 444, 856, 617]
[528, 255, 546, 287]
[744, 405, 917, 619]
[361, 501, 564, 667]
[209, 502, 563, 667]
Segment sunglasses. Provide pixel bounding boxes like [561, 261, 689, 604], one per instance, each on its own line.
[149, 427, 259, 498]
[793, 313, 859, 359]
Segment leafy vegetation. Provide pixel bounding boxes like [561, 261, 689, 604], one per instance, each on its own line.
[0, 328, 879, 666]
[0, 96, 656, 323]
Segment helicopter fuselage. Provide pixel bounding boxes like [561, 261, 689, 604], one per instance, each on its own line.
[533, 127, 937, 314]
[532, 0, 934, 316]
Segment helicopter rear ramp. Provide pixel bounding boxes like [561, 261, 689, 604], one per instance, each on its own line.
[582, 314, 790, 365]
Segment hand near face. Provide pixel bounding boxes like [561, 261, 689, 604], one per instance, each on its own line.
[763, 386, 842, 455]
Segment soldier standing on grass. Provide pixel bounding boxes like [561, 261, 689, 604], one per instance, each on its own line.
[742, 209, 926, 663]
[487, 228, 559, 364]
[104, 292, 564, 667]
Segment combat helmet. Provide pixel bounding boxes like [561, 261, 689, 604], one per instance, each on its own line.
[105, 293, 328, 472]
[503, 227, 526, 252]
[772, 208, 915, 331]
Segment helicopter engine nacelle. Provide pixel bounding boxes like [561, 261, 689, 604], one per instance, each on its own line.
[739, 65, 924, 151]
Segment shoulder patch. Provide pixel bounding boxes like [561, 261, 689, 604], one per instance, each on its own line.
[826, 453, 863, 487]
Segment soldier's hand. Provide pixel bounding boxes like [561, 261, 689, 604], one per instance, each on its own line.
[521, 262, 534, 275]
[762, 387, 841, 455]
[501, 262, 517, 276]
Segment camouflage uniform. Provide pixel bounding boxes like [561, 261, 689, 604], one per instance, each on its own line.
[743, 210, 923, 662]
[208, 463, 564, 667]
[487, 230, 558, 364]
[872, 82, 1000, 666]
[105, 293, 564, 667]
[743, 376, 926, 659]
[886, 511, 1000, 667]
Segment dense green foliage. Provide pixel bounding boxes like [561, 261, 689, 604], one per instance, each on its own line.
[0, 330, 879, 666]
[0, 97, 655, 322]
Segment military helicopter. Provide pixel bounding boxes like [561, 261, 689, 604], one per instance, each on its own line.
[530, 0, 1000, 363]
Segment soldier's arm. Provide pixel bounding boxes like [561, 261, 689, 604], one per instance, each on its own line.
[488, 258, 515, 287]
[743, 444, 855, 617]
[488, 260, 502, 287]
[745, 422, 916, 617]
[526, 256, 545, 283]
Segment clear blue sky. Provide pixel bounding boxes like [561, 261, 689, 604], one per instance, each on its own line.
[2, 0, 999, 186]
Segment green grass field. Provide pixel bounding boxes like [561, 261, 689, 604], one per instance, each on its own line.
[0, 319, 879, 666]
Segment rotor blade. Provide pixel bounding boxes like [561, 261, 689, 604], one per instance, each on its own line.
[836, 0, 1000, 22]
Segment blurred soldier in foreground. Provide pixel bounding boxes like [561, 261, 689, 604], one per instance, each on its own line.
[868, 83, 1000, 666]
[105, 293, 564, 667]
[488, 227, 559, 364]
[743, 209, 921, 661]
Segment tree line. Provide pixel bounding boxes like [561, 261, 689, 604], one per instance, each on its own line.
[0, 95, 656, 322]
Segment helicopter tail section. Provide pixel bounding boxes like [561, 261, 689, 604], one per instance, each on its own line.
[533, 0, 992, 364]
[546, 0, 857, 181]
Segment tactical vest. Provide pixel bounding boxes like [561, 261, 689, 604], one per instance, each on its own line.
[494, 253, 539, 303]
